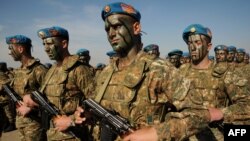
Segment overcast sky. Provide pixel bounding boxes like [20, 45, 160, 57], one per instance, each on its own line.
[1, 0, 250, 68]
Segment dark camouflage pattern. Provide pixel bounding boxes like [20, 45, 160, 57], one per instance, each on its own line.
[155, 61, 250, 141]
[43, 55, 95, 141]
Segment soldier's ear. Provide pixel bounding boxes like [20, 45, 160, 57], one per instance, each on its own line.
[133, 22, 141, 35]
[207, 43, 212, 51]
[62, 39, 68, 49]
[17, 45, 24, 53]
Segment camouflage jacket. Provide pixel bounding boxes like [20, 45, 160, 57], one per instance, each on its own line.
[11, 58, 48, 128]
[42, 55, 95, 140]
[11, 58, 48, 97]
[156, 61, 250, 141]
[0, 71, 10, 104]
[95, 51, 177, 128]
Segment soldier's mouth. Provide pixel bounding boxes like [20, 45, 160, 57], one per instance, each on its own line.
[111, 39, 119, 44]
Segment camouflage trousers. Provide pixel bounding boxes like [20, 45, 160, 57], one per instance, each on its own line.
[16, 115, 46, 141]
[0, 108, 4, 138]
[188, 127, 224, 141]
[3, 102, 16, 124]
[47, 128, 80, 141]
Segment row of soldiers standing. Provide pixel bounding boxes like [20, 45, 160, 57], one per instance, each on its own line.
[1, 2, 250, 141]
[142, 44, 249, 69]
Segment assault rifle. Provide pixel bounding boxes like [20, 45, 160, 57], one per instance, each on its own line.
[81, 98, 134, 136]
[31, 90, 77, 137]
[3, 84, 22, 106]
[31, 90, 60, 117]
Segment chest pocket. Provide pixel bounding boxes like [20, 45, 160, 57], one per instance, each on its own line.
[103, 61, 146, 103]
[45, 69, 68, 109]
[45, 68, 81, 114]
[12, 69, 34, 96]
[188, 74, 220, 106]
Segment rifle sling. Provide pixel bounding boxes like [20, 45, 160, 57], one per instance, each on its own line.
[95, 68, 114, 103]
[40, 66, 56, 93]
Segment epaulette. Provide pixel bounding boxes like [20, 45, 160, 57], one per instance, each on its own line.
[62, 55, 80, 71]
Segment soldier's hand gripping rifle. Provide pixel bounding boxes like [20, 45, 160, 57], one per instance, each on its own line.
[81, 98, 134, 138]
[30, 90, 60, 130]
[30, 90, 76, 137]
[2, 84, 22, 106]
[31, 90, 60, 117]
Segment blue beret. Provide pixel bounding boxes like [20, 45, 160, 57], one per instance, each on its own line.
[236, 48, 245, 53]
[182, 24, 212, 43]
[214, 45, 227, 52]
[227, 46, 236, 52]
[44, 63, 52, 68]
[106, 50, 117, 57]
[182, 52, 190, 57]
[168, 49, 183, 57]
[6, 35, 31, 45]
[37, 26, 68, 39]
[143, 44, 159, 52]
[76, 48, 89, 56]
[209, 56, 215, 60]
[102, 2, 141, 21]
[96, 63, 106, 69]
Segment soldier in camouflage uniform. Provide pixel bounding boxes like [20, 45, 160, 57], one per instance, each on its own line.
[180, 52, 191, 65]
[106, 50, 118, 64]
[168, 49, 183, 68]
[214, 45, 228, 63]
[234, 48, 250, 87]
[0, 62, 11, 138]
[5, 35, 48, 141]
[75, 2, 177, 141]
[0, 62, 16, 133]
[227, 46, 236, 65]
[235, 48, 246, 66]
[94, 63, 106, 79]
[76, 48, 95, 75]
[123, 24, 250, 141]
[244, 53, 249, 64]
[143, 44, 160, 60]
[23, 26, 94, 141]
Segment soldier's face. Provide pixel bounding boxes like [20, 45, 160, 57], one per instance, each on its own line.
[185, 57, 191, 63]
[244, 54, 249, 64]
[227, 51, 235, 62]
[180, 56, 190, 64]
[215, 50, 227, 62]
[236, 52, 245, 63]
[169, 55, 180, 67]
[8, 44, 22, 61]
[78, 55, 90, 64]
[43, 37, 61, 60]
[105, 14, 136, 53]
[187, 34, 210, 63]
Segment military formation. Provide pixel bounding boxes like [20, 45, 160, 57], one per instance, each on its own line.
[0, 2, 250, 141]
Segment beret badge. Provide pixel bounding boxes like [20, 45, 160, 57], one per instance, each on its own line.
[104, 5, 111, 13]
[38, 31, 45, 39]
[190, 27, 196, 33]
